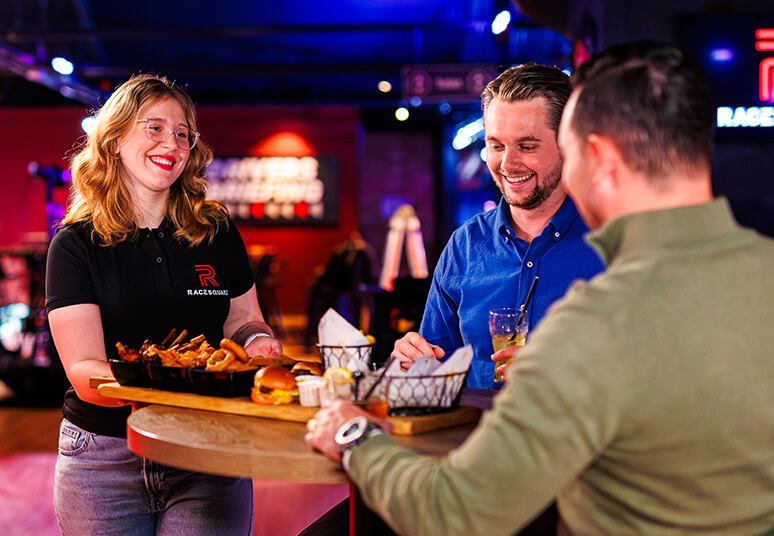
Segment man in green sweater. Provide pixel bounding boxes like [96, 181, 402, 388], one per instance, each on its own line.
[305, 41, 774, 535]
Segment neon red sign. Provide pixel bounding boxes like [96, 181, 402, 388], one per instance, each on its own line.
[756, 28, 774, 102]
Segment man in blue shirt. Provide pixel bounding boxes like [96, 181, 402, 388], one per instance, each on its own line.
[392, 64, 604, 390]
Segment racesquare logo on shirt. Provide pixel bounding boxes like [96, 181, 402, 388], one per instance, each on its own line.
[187, 265, 229, 296]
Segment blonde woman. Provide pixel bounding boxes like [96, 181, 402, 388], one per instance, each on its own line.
[46, 74, 279, 535]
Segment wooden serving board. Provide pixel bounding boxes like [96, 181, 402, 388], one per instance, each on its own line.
[96, 381, 480, 435]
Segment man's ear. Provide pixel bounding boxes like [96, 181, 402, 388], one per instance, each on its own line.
[586, 133, 623, 189]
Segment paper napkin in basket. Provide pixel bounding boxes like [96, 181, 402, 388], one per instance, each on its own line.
[434, 345, 473, 375]
[317, 308, 371, 369]
[406, 356, 441, 376]
[384, 345, 472, 408]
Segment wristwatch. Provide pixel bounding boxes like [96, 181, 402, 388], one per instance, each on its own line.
[335, 416, 385, 471]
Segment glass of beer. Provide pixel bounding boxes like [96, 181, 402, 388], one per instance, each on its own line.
[489, 308, 529, 383]
[353, 375, 390, 418]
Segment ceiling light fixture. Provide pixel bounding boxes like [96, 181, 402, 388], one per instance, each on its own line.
[51, 56, 74, 75]
[0, 42, 103, 105]
[491, 10, 511, 35]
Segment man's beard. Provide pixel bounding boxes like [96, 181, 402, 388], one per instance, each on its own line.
[498, 159, 563, 210]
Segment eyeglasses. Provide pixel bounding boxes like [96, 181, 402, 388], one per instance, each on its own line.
[137, 118, 200, 150]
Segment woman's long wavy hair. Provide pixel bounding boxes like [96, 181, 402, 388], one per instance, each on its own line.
[63, 74, 226, 246]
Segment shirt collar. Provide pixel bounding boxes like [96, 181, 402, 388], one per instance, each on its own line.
[495, 197, 512, 238]
[546, 196, 582, 242]
[496, 195, 582, 242]
[587, 197, 738, 265]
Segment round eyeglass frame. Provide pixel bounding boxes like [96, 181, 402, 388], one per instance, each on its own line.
[137, 118, 200, 150]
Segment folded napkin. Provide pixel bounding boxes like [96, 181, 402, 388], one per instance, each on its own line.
[318, 308, 372, 369]
[318, 308, 369, 346]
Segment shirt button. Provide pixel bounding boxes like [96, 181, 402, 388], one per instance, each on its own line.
[156, 257, 163, 264]
[554, 232, 560, 238]
[158, 231, 164, 238]
[526, 261, 534, 268]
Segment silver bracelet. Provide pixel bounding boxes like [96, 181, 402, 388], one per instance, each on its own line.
[243, 332, 271, 347]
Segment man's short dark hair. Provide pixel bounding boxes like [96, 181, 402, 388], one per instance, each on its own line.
[481, 63, 571, 134]
[571, 41, 715, 180]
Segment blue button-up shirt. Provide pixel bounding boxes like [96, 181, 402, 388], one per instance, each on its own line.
[420, 196, 604, 389]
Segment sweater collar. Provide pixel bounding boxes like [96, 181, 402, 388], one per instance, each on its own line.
[587, 197, 739, 266]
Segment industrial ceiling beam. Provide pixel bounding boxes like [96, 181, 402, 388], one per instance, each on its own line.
[4, 22, 493, 43]
[0, 40, 104, 105]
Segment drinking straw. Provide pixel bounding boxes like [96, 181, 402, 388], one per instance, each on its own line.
[361, 355, 394, 401]
[511, 276, 539, 339]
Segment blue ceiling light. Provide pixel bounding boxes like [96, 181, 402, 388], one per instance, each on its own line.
[453, 117, 484, 150]
[491, 10, 511, 35]
[409, 96, 422, 107]
[438, 101, 451, 115]
[51, 56, 74, 75]
[710, 47, 734, 63]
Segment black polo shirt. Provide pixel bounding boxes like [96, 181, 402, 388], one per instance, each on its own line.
[45, 216, 254, 437]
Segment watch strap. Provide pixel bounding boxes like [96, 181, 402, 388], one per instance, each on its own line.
[243, 332, 271, 347]
[341, 425, 385, 472]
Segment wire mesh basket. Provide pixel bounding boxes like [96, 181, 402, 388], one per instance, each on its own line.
[355, 370, 467, 416]
[316, 343, 373, 370]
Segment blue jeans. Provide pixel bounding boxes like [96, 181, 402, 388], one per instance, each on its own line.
[54, 419, 253, 536]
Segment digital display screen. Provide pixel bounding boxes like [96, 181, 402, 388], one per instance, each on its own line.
[205, 155, 339, 226]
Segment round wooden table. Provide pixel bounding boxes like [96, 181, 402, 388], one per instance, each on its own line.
[127, 404, 480, 483]
[127, 391, 494, 535]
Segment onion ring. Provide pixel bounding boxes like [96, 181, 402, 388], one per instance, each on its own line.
[220, 338, 249, 362]
[206, 349, 236, 371]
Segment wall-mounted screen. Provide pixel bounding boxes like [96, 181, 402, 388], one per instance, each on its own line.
[205, 155, 339, 226]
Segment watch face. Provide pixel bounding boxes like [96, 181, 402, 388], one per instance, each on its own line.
[335, 416, 368, 447]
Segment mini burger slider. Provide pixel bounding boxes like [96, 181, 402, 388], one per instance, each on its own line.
[251, 365, 298, 405]
[291, 361, 322, 377]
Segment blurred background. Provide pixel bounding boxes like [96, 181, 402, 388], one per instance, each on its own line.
[1, 0, 773, 405]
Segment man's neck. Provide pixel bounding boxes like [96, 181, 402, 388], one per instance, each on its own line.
[509, 189, 567, 243]
[609, 169, 713, 222]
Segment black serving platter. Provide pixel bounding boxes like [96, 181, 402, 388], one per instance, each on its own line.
[109, 359, 152, 388]
[147, 363, 192, 392]
[189, 368, 258, 397]
[109, 359, 257, 397]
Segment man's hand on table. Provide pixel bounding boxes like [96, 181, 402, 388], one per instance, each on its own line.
[392, 332, 445, 371]
[491, 345, 524, 384]
[305, 400, 393, 463]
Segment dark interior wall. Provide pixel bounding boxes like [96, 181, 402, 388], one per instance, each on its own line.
[712, 143, 774, 236]
[572, 0, 774, 49]
[359, 131, 437, 280]
[0, 106, 361, 313]
[568, 0, 774, 237]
